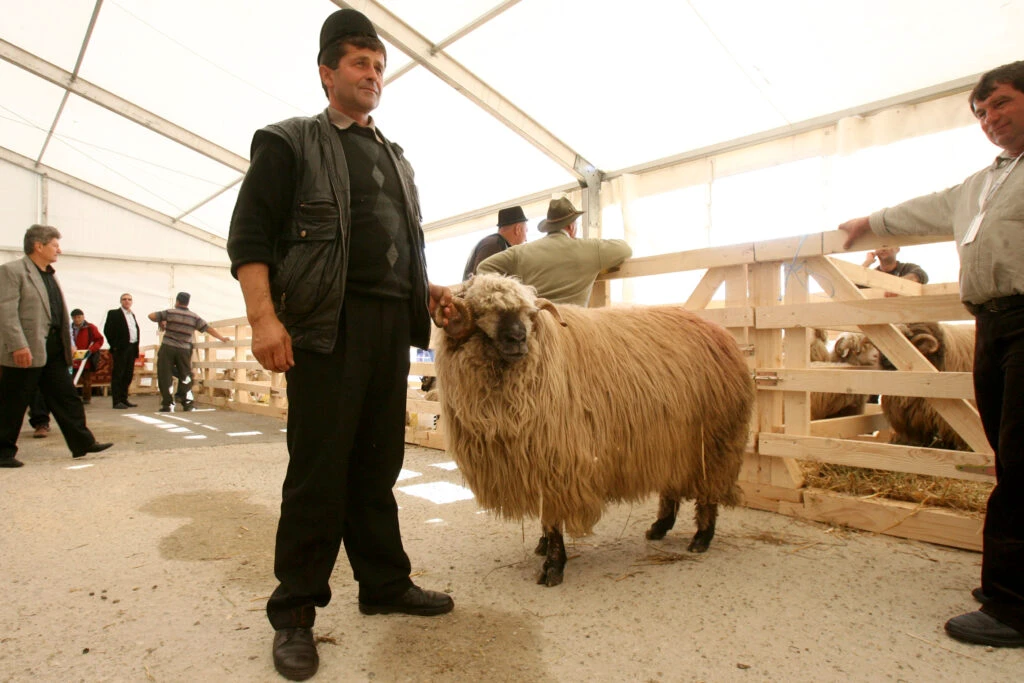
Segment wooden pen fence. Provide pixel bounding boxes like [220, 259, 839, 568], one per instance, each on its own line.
[187, 229, 991, 552]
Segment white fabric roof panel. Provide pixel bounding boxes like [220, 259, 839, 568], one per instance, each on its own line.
[1, 0, 1022, 245]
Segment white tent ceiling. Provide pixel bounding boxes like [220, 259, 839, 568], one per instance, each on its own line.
[1, 0, 1021, 243]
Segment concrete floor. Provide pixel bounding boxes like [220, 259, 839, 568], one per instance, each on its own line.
[2, 397, 1021, 682]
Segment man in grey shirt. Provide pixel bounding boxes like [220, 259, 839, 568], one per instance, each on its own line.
[839, 60, 1024, 648]
[149, 292, 229, 412]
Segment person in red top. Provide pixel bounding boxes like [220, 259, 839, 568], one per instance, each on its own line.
[70, 309, 104, 404]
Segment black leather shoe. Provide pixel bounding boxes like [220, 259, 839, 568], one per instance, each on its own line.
[112, 402, 130, 410]
[0, 456, 24, 468]
[972, 587, 990, 605]
[272, 627, 318, 681]
[359, 585, 454, 616]
[945, 610, 1024, 647]
[72, 442, 113, 459]
[124, 401, 138, 408]
[158, 406, 172, 413]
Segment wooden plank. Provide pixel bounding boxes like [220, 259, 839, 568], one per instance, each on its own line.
[202, 379, 284, 394]
[828, 257, 923, 295]
[406, 399, 442, 413]
[410, 362, 435, 377]
[756, 368, 975, 399]
[753, 233, 824, 262]
[405, 427, 446, 450]
[759, 433, 994, 480]
[684, 268, 727, 310]
[820, 230, 950, 255]
[202, 396, 287, 419]
[693, 307, 754, 328]
[755, 294, 970, 328]
[810, 410, 888, 439]
[600, 243, 755, 280]
[192, 361, 263, 370]
[789, 490, 983, 552]
[738, 479, 804, 513]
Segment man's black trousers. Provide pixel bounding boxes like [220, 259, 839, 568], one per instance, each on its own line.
[974, 306, 1024, 632]
[109, 342, 138, 406]
[0, 331, 95, 458]
[267, 294, 414, 629]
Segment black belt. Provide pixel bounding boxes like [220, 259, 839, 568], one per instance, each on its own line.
[965, 294, 1024, 316]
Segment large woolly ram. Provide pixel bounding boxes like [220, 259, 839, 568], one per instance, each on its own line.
[809, 330, 881, 420]
[432, 274, 755, 586]
[880, 322, 976, 450]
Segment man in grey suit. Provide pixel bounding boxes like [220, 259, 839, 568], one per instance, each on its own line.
[0, 225, 112, 467]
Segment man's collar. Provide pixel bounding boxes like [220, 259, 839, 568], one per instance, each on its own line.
[121, 307, 132, 313]
[327, 107, 382, 142]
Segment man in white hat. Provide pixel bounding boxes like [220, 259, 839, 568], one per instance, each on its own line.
[477, 196, 632, 306]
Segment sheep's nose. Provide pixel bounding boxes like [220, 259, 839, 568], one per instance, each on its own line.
[499, 320, 526, 345]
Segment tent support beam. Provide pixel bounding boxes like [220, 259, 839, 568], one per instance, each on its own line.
[339, 0, 595, 181]
[0, 145, 227, 248]
[0, 38, 249, 174]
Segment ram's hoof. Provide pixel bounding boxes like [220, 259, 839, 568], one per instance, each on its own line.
[537, 565, 564, 587]
[687, 532, 712, 553]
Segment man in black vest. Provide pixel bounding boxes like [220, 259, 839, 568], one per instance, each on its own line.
[227, 9, 454, 681]
[461, 205, 528, 280]
[103, 293, 140, 409]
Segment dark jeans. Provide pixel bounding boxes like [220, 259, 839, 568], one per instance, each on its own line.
[267, 295, 413, 630]
[0, 332, 96, 459]
[974, 306, 1024, 632]
[110, 343, 138, 406]
[156, 344, 192, 408]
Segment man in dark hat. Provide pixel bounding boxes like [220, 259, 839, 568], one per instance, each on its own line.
[227, 7, 455, 680]
[148, 292, 229, 413]
[461, 205, 528, 280]
[478, 196, 632, 306]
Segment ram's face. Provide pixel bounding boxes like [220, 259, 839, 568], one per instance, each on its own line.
[879, 323, 943, 371]
[465, 279, 538, 364]
[438, 274, 564, 366]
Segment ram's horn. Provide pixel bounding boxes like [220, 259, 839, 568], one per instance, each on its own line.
[441, 297, 477, 340]
[534, 298, 567, 327]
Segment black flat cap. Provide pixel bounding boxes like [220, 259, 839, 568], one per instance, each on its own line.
[318, 9, 378, 63]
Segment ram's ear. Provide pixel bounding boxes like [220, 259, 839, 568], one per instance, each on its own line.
[910, 332, 940, 356]
[442, 297, 477, 340]
[533, 298, 567, 327]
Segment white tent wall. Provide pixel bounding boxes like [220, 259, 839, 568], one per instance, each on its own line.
[1, 157, 241, 349]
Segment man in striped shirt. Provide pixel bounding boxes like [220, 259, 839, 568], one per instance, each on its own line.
[148, 292, 229, 412]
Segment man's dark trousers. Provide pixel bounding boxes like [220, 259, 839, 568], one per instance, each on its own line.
[973, 306, 1024, 633]
[267, 294, 414, 629]
[156, 344, 192, 409]
[0, 331, 94, 458]
[110, 342, 138, 406]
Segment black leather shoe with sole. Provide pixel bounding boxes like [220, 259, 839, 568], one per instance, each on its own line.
[359, 586, 454, 616]
[945, 610, 1024, 647]
[272, 627, 318, 681]
[72, 442, 113, 459]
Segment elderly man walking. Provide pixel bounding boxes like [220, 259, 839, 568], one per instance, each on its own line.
[0, 225, 112, 467]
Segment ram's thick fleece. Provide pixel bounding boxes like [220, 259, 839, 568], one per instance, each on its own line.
[434, 274, 754, 539]
[882, 322, 976, 450]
